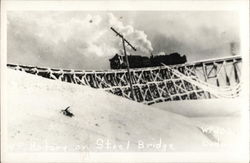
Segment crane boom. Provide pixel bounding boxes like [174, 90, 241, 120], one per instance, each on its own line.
[110, 27, 137, 51]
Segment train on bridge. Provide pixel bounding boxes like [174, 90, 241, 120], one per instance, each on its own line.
[109, 52, 187, 69]
[7, 55, 241, 105]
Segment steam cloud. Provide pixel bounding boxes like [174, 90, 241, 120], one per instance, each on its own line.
[107, 13, 153, 54]
[7, 11, 239, 69]
[73, 13, 154, 56]
[8, 12, 153, 69]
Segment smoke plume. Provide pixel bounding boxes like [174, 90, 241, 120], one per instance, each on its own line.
[7, 11, 239, 69]
[8, 12, 153, 69]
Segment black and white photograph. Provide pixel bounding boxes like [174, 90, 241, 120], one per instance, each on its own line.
[1, 1, 249, 162]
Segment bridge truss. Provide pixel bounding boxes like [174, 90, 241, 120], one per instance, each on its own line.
[7, 55, 242, 105]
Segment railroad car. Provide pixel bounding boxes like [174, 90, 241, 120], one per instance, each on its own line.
[109, 52, 187, 69]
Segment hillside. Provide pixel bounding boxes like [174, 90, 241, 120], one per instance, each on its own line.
[7, 69, 241, 152]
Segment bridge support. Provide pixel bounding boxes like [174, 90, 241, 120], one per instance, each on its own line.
[7, 56, 242, 105]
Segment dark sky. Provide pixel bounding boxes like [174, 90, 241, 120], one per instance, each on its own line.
[7, 11, 239, 70]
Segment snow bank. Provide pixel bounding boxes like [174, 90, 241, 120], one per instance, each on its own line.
[152, 99, 241, 117]
[7, 69, 241, 152]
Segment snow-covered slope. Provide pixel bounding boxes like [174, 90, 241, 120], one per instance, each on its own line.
[6, 69, 241, 152]
[153, 99, 241, 117]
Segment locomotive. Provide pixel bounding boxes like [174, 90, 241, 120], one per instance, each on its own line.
[109, 52, 187, 69]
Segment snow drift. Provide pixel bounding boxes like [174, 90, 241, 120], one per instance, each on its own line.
[7, 69, 241, 152]
[153, 99, 241, 117]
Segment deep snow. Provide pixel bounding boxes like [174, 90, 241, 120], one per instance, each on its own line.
[153, 99, 241, 117]
[6, 69, 242, 152]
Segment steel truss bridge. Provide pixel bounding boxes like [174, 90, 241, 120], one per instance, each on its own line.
[7, 55, 242, 105]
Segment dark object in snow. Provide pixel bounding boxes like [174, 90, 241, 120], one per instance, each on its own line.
[61, 106, 74, 117]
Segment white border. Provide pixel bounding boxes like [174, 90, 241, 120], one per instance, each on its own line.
[1, 1, 249, 162]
